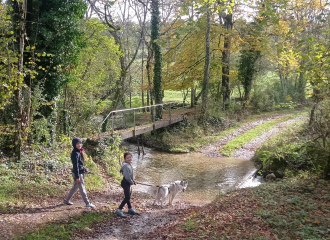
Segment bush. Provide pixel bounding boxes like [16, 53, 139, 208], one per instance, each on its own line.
[250, 88, 276, 112]
[254, 118, 330, 178]
[256, 142, 328, 178]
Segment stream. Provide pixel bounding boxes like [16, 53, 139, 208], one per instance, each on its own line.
[122, 142, 261, 205]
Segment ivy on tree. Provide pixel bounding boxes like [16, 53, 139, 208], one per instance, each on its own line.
[151, 0, 163, 120]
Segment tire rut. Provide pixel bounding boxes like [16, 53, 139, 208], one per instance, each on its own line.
[200, 113, 289, 157]
[233, 115, 307, 160]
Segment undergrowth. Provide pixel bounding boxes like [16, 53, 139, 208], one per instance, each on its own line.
[0, 135, 122, 213]
[253, 116, 330, 179]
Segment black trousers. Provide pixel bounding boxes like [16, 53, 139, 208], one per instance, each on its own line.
[118, 179, 132, 210]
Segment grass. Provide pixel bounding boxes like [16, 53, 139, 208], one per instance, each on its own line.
[126, 90, 186, 108]
[144, 177, 330, 240]
[220, 111, 308, 156]
[0, 181, 67, 213]
[162, 108, 309, 153]
[14, 209, 115, 240]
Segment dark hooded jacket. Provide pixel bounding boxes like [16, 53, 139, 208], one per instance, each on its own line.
[71, 137, 86, 179]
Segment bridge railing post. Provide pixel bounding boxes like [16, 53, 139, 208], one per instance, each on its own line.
[134, 109, 136, 135]
[169, 103, 171, 124]
[152, 105, 155, 122]
[112, 114, 114, 135]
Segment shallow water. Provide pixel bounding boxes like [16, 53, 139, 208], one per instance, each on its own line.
[122, 143, 261, 205]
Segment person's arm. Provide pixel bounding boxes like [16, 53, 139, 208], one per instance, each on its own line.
[72, 152, 80, 180]
[122, 165, 134, 185]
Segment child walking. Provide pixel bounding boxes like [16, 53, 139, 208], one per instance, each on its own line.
[62, 137, 96, 209]
[116, 152, 139, 218]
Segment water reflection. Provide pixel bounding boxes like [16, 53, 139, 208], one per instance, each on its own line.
[122, 142, 261, 205]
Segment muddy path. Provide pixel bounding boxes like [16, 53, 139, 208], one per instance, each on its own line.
[0, 182, 194, 240]
[75, 201, 196, 240]
[0, 182, 122, 240]
[199, 113, 289, 157]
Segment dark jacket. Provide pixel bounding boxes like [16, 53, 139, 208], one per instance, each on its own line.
[71, 137, 86, 179]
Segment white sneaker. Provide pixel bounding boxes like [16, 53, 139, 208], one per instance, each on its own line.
[86, 203, 96, 209]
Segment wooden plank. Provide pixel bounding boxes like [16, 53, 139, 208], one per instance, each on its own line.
[119, 115, 184, 140]
[86, 114, 186, 141]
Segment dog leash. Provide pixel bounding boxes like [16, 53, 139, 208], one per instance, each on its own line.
[135, 182, 159, 187]
[86, 172, 158, 187]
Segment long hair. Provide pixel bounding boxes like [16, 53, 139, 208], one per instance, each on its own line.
[80, 148, 85, 162]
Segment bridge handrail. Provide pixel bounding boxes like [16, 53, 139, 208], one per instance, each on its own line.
[98, 101, 185, 136]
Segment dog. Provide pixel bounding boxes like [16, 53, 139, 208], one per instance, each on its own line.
[153, 180, 188, 206]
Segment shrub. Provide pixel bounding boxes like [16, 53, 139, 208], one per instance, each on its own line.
[250, 88, 276, 112]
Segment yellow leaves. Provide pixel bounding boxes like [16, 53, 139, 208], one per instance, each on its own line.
[41, 101, 54, 106]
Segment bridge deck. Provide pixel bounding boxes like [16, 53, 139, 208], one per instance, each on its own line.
[87, 108, 196, 141]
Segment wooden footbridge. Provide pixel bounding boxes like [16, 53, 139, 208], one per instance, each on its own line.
[87, 102, 195, 141]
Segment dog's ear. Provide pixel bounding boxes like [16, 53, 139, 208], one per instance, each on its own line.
[180, 180, 183, 185]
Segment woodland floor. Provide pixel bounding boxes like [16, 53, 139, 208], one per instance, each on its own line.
[1, 111, 326, 240]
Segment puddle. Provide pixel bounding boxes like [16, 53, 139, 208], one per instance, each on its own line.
[122, 142, 261, 205]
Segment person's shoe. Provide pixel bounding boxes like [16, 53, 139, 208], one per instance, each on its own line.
[116, 210, 127, 218]
[128, 208, 139, 215]
[62, 200, 74, 205]
[86, 203, 96, 209]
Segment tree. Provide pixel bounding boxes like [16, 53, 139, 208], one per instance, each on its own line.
[219, 4, 233, 109]
[237, 21, 263, 101]
[200, 9, 211, 128]
[151, 0, 163, 119]
[5, 0, 87, 158]
[86, 0, 145, 110]
[61, 18, 121, 136]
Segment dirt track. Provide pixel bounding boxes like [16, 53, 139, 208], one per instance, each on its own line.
[200, 113, 288, 157]
[75, 201, 196, 240]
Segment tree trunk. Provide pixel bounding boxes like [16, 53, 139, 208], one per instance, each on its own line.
[309, 102, 317, 126]
[278, 64, 288, 102]
[147, 90, 150, 112]
[14, 1, 26, 161]
[200, 10, 211, 128]
[151, 0, 163, 120]
[142, 41, 145, 112]
[129, 75, 132, 108]
[191, 87, 195, 108]
[222, 13, 232, 110]
[146, 43, 153, 113]
[297, 71, 306, 102]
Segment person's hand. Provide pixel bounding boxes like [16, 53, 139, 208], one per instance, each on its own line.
[77, 178, 81, 183]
